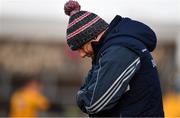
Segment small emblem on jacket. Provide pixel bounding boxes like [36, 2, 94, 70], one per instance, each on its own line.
[151, 59, 156, 68]
[142, 48, 147, 52]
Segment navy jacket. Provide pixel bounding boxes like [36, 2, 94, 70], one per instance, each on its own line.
[76, 15, 164, 117]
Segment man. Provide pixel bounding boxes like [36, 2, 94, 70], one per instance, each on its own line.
[64, 0, 164, 117]
[10, 75, 49, 117]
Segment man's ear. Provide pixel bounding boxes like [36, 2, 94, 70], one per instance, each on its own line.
[94, 30, 106, 42]
[91, 38, 100, 44]
[91, 37, 98, 42]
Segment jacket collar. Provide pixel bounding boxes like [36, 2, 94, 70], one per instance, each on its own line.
[91, 15, 122, 61]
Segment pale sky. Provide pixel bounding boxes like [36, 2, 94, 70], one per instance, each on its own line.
[1, 0, 179, 23]
[0, 0, 179, 40]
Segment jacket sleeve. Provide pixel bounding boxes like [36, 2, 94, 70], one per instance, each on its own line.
[76, 46, 141, 114]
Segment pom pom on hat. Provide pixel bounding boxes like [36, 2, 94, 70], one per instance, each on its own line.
[64, 0, 81, 16]
[64, 0, 109, 50]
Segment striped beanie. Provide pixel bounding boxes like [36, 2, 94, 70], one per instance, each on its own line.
[64, 0, 109, 50]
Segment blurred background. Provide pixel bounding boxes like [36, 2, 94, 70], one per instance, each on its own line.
[0, 0, 180, 117]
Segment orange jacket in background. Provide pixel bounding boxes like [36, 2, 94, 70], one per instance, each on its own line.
[10, 89, 49, 117]
[163, 92, 180, 117]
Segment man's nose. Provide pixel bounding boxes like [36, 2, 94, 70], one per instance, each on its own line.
[79, 50, 86, 58]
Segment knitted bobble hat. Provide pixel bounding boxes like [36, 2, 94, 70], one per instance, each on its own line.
[64, 0, 109, 50]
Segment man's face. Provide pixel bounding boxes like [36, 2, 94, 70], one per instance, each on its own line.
[76, 30, 106, 59]
[77, 41, 94, 58]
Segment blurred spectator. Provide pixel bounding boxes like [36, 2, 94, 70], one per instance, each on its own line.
[9, 74, 49, 117]
[163, 91, 180, 117]
[163, 77, 180, 117]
